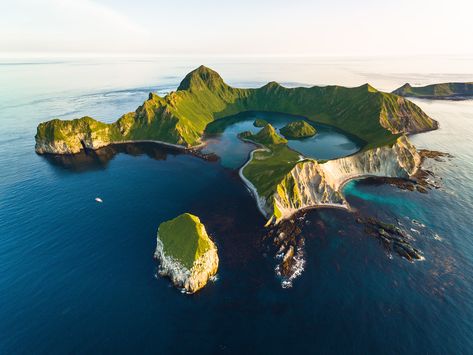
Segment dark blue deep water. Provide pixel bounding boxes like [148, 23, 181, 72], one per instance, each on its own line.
[1, 58, 473, 354]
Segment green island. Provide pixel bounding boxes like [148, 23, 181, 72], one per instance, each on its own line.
[154, 213, 219, 293]
[393, 82, 473, 99]
[239, 123, 288, 145]
[279, 120, 317, 139]
[35, 65, 439, 224]
[253, 118, 269, 127]
[35, 65, 437, 154]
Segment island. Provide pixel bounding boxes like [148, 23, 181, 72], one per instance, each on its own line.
[253, 118, 269, 127]
[35, 65, 439, 225]
[279, 120, 317, 139]
[393, 82, 473, 99]
[239, 123, 287, 145]
[35, 65, 437, 154]
[154, 213, 218, 293]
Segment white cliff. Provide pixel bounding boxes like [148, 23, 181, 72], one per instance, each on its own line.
[154, 213, 219, 294]
[263, 136, 422, 223]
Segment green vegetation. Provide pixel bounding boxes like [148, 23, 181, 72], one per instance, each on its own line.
[240, 124, 288, 145]
[253, 118, 269, 127]
[240, 125, 302, 211]
[280, 120, 317, 139]
[393, 82, 473, 99]
[158, 213, 213, 269]
[36, 65, 437, 154]
[242, 143, 301, 201]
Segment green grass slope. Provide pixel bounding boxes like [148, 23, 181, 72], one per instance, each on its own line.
[240, 124, 288, 145]
[393, 82, 473, 99]
[36, 65, 438, 154]
[280, 120, 317, 139]
[157, 213, 213, 270]
[242, 144, 301, 202]
[253, 118, 269, 127]
[239, 125, 302, 204]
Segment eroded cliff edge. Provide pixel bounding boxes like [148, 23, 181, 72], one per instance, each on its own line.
[154, 213, 219, 294]
[242, 135, 422, 224]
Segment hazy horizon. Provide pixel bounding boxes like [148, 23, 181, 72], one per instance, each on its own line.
[2, 0, 472, 57]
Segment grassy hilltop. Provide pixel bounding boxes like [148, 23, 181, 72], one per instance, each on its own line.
[158, 213, 213, 270]
[280, 120, 317, 139]
[35, 66, 437, 154]
[239, 123, 288, 146]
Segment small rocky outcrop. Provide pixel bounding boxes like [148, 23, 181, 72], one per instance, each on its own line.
[356, 215, 423, 261]
[241, 124, 288, 146]
[279, 120, 317, 139]
[154, 213, 218, 294]
[265, 214, 306, 288]
[253, 118, 269, 127]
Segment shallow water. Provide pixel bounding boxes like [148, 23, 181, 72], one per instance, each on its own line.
[1, 57, 473, 353]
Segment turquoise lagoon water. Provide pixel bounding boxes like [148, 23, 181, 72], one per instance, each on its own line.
[1, 57, 473, 353]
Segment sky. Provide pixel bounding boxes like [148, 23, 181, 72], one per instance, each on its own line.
[1, 0, 472, 57]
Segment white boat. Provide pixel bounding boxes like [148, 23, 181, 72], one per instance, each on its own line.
[95, 197, 103, 203]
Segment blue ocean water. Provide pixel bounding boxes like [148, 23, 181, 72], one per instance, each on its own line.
[1, 57, 473, 354]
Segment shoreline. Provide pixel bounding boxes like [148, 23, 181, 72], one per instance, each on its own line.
[238, 147, 270, 218]
[236, 139, 426, 224]
[237, 141, 355, 224]
[37, 139, 212, 158]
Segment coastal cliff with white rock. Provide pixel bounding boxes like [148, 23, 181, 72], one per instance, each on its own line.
[252, 136, 422, 223]
[154, 213, 219, 294]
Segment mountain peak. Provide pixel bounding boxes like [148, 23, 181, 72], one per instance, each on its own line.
[359, 83, 378, 92]
[253, 124, 288, 145]
[392, 83, 413, 95]
[177, 65, 226, 91]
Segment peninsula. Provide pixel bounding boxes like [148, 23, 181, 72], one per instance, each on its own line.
[393, 82, 473, 99]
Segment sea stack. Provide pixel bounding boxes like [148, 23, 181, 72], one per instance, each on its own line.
[154, 213, 219, 293]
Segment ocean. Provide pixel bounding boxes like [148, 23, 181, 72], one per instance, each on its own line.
[1, 56, 472, 353]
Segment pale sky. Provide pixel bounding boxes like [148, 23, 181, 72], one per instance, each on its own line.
[1, 0, 472, 57]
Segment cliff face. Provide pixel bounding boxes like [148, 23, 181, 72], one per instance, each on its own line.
[379, 94, 438, 134]
[154, 238, 219, 293]
[271, 161, 346, 221]
[35, 117, 116, 154]
[35, 66, 438, 155]
[154, 213, 219, 294]
[267, 136, 421, 222]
